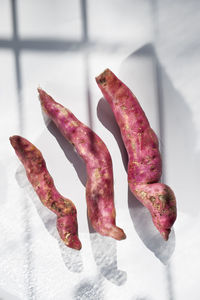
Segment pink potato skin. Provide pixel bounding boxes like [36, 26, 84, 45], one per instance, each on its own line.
[96, 69, 177, 240]
[38, 89, 126, 241]
[10, 135, 81, 250]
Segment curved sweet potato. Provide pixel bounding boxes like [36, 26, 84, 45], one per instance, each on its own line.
[38, 89, 126, 241]
[96, 68, 177, 240]
[10, 135, 81, 250]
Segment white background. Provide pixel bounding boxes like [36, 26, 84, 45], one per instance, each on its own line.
[0, 0, 200, 299]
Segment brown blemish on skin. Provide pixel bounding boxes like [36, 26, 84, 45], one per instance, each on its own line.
[150, 196, 156, 203]
[159, 195, 166, 202]
[98, 75, 106, 84]
[140, 191, 147, 199]
[131, 141, 136, 150]
[154, 202, 161, 211]
[94, 168, 101, 179]
[63, 199, 72, 207]
[121, 105, 127, 110]
[170, 206, 176, 213]
[71, 120, 79, 127]
[132, 161, 140, 166]
[51, 202, 57, 210]
[150, 166, 155, 171]
[43, 190, 52, 204]
[79, 138, 85, 144]
[65, 233, 71, 245]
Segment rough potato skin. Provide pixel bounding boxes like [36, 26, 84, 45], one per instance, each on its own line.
[10, 135, 81, 250]
[38, 89, 126, 241]
[96, 69, 177, 240]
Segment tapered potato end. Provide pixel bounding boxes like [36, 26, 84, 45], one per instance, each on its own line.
[108, 225, 126, 241]
[57, 215, 82, 250]
[95, 68, 111, 86]
[161, 229, 171, 241]
[64, 234, 82, 250]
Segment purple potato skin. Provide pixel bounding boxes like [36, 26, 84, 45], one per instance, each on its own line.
[96, 69, 177, 240]
[38, 89, 126, 241]
[10, 135, 81, 250]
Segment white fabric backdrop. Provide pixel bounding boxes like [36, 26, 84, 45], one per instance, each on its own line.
[0, 0, 200, 299]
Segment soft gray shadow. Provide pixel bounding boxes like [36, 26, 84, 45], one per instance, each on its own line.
[16, 165, 83, 273]
[88, 216, 127, 286]
[89, 233, 127, 286]
[73, 275, 104, 300]
[97, 98, 128, 171]
[47, 120, 87, 186]
[157, 65, 200, 216]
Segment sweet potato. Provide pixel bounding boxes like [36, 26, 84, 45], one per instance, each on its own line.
[38, 89, 126, 241]
[96, 69, 177, 240]
[10, 135, 81, 250]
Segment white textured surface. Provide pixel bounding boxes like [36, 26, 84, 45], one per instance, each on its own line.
[1, 1, 200, 299]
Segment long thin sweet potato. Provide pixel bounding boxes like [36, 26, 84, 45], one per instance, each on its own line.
[10, 135, 81, 250]
[96, 69, 177, 240]
[38, 89, 126, 241]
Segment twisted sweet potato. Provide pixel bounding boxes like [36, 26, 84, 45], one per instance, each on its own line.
[10, 135, 81, 250]
[38, 89, 126, 241]
[96, 69, 177, 240]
